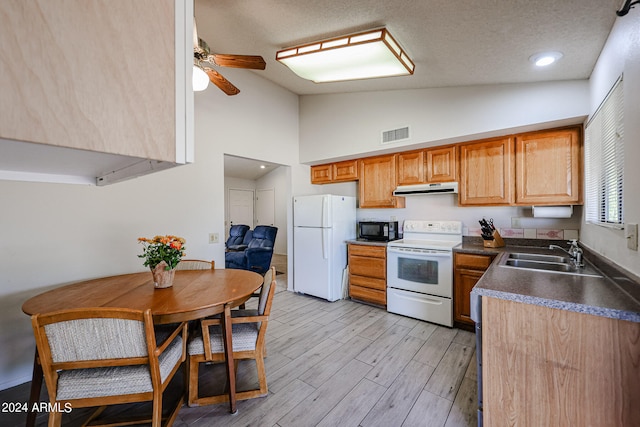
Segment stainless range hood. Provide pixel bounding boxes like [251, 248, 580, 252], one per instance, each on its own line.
[393, 182, 459, 196]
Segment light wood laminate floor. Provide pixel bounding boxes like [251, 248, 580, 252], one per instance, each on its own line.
[1, 270, 477, 427]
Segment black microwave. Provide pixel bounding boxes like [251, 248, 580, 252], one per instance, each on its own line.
[358, 221, 399, 241]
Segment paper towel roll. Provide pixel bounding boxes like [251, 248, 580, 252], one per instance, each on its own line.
[532, 205, 573, 218]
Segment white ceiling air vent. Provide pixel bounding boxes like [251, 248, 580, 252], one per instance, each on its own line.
[381, 126, 410, 144]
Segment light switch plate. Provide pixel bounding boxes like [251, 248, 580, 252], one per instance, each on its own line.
[626, 223, 638, 251]
[209, 233, 219, 244]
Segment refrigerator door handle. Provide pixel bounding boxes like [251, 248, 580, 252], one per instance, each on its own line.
[322, 228, 329, 260]
[321, 196, 327, 228]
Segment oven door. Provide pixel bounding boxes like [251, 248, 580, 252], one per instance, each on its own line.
[386, 246, 452, 298]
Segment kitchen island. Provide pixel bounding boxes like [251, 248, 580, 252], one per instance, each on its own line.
[468, 243, 640, 426]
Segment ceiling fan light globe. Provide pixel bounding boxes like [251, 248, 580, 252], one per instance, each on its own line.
[193, 66, 209, 91]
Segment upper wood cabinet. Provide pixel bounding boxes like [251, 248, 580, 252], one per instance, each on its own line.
[426, 145, 458, 183]
[0, 0, 193, 184]
[515, 127, 582, 205]
[359, 154, 406, 208]
[310, 164, 333, 184]
[308, 126, 582, 207]
[333, 159, 359, 182]
[310, 159, 359, 184]
[397, 150, 425, 185]
[459, 137, 515, 206]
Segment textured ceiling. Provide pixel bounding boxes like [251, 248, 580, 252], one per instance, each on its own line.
[195, 0, 620, 96]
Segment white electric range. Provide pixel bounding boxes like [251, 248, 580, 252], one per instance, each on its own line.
[386, 220, 462, 327]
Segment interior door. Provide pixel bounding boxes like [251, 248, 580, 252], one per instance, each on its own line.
[256, 188, 275, 226]
[228, 189, 254, 237]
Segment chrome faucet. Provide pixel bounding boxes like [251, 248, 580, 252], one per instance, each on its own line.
[549, 240, 583, 267]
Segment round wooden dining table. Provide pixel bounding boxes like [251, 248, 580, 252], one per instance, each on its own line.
[22, 268, 263, 423]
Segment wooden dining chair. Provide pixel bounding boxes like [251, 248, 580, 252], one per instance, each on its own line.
[31, 307, 187, 427]
[176, 259, 215, 270]
[187, 266, 276, 407]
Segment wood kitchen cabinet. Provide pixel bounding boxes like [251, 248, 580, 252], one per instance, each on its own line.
[348, 244, 387, 307]
[515, 126, 582, 205]
[483, 297, 640, 425]
[310, 164, 333, 184]
[359, 154, 406, 208]
[425, 145, 458, 183]
[309, 126, 582, 207]
[459, 137, 514, 206]
[311, 159, 359, 184]
[397, 150, 425, 185]
[453, 252, 495, 330]
[0, 0, 193, 184]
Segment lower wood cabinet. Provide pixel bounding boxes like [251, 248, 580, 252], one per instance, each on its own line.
[483, 297, 640, 425]
[348, 243, 387, 307]
[453, 252, 495, 330]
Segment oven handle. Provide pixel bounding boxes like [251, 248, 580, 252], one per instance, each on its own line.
[387, 247, 452, 257]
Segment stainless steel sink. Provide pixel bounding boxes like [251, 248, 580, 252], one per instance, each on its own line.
[505, 259, 576, 272]
[500, 253, 603, 277]
[508, 253, 571, 264]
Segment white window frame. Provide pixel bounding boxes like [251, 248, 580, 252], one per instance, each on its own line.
[584, 76, 624, 229]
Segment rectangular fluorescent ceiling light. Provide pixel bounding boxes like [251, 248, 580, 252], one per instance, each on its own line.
[276, 28, 415, 83]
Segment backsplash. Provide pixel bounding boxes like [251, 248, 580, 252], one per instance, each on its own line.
[356, 195, 582, 241]
[466, 227, 579, 240]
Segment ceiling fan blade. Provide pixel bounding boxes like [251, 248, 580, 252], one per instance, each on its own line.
[203, 67, 240, 96]
[210, 54, 266, 70]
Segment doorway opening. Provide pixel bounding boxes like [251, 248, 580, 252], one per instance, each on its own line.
[223, 154, 290, 276]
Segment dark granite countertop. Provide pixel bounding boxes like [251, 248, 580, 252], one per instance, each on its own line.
[463, 242, 640, 323]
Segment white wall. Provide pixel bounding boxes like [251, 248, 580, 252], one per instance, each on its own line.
[581, 11, 640, 277]
[0, 67, 299, 389]
[299, 80, 589, 163]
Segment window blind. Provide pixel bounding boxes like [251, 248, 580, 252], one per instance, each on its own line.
[585, 77, 624, 227]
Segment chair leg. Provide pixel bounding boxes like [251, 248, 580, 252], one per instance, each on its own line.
[47, 410, 62, 427]
[187, 355, 200, 407]
[255, 354, 268, 396]
[152, 389, 162, 427]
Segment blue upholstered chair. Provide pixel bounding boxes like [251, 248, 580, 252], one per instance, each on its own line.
[225, 225, 277, 275]
[225, 224, 250, 251]
[229, 229, 253, 252]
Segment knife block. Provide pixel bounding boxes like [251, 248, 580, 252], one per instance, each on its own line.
[483, 230, 505, 248]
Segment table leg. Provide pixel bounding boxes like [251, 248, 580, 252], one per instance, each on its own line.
[220, 304, 237, 414]
[26, 349, 43, 427]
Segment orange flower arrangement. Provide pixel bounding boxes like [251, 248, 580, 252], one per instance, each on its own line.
[138, 235, 186, 270]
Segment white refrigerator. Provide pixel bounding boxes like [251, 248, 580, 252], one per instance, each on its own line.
[293, 194, 356, 301]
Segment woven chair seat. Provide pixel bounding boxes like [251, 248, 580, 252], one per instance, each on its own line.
[188, 323, 258, 356]
[57, 335, 183, 400]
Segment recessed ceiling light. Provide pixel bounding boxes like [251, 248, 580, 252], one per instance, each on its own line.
[529, 51, 563, 67]
[260, 165, 266, 169]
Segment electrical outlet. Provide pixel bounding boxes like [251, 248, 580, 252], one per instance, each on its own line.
[208, 233, 219, 244]
[390, 215, 397, 221]
[626, 223, 638, 251]
[511, 217, 521, 228]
